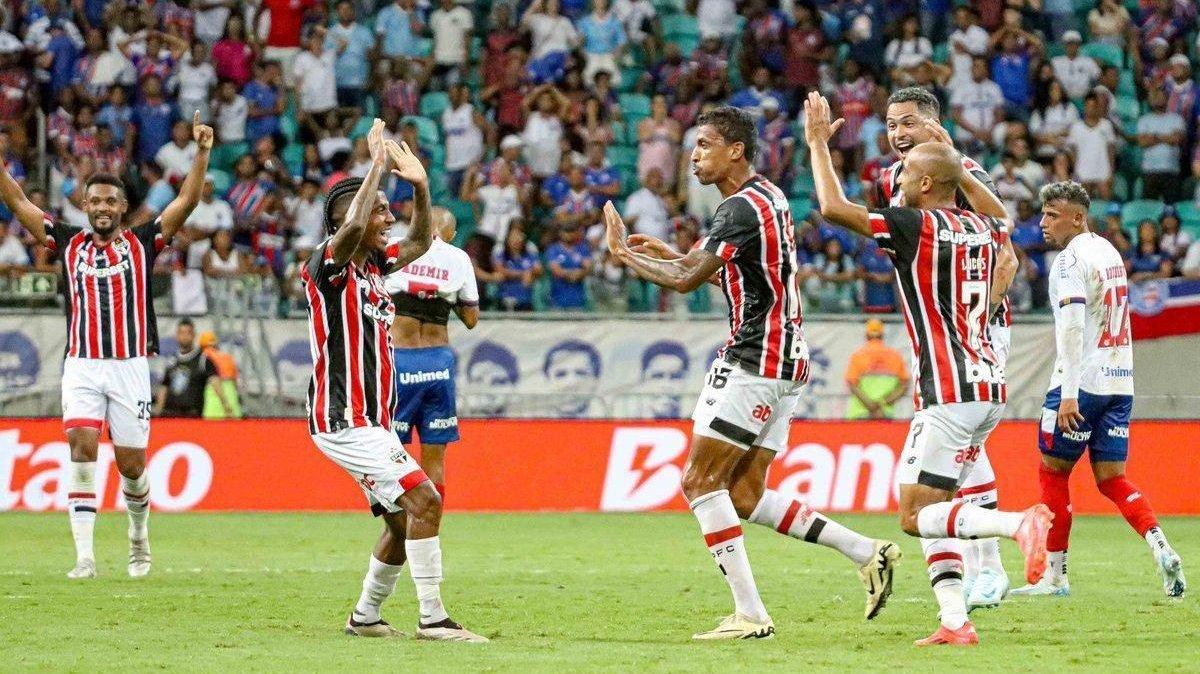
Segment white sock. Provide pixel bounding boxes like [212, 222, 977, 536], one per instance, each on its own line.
[1144, 526, 1172, 556]
[121, 473, 150, 540]
[354, 555, 405, 623]
[405, 537, 449, 625]
[691, 490, 769, 623]
[961, 538, 980, 582]
[67, 461, 97, 563]
[957, 472, 1006, 575]
[1048, 550, 1068, 582]
[976, 538, 1004, 573]
[917, 501, 1023, 539]
[921, 538, 968, 630]
[748, 490, 874, 565]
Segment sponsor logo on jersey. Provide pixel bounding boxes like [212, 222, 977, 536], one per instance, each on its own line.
[965, 361, 1005, 385]
[398, 368, 452, 385]
[428, 416, 458, 430]
[362, 301, 395, 326]
[937, 229, 993, 247]
[77, 259, 131, 278]
[392, 421, 411, 433]
[1101, 366, 1134, 378]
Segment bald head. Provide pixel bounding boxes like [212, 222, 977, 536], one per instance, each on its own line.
[431, 206, 456, 243]
[899, 142, 963, 207]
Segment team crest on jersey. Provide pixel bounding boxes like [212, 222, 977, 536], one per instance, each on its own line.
[111, 237, 130, 254]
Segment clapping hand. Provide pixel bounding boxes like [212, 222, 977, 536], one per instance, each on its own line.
[802, 91, 845, 147]
[385, 138, 428, 186]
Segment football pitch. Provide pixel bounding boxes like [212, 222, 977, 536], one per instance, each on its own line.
[1, 513, 1196, 673]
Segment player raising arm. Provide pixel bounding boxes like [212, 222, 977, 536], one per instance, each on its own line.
[0, 111, 211, 580]
[1010, 181, 1185, 599]
[805, 90, 1045, 647]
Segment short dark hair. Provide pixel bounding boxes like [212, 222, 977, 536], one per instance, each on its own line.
[696, 106, 757, 162]
[1039, 181, 1091, 210]
[887, 86, 940, 118]
[177, 318, 195, 330]
[84, 173, 127, 194]
[324, 177, 365, 235]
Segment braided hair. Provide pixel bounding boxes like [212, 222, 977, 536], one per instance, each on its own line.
[323, 177, 366, 236]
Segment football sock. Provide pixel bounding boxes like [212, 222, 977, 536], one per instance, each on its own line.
[355, 555, 405, 624]
[67, 461, 97, 563]
[434, 483, 446, 500]
[957, 467, 1006, 575]
[1096, 475, 1159, 537]
[1048, 550, 1068, 581]
[405, 537, 449, 625]
[961, 536, 980, 582]
[1039, 464, 1073, 553]
[1144, 526, 1173, 557]
[691, 490, 769, 623]
[121, 472, 150, 540]
[922, 538, 968, 630]
[748, 490, 874, 565]
[916, 501, 1023, 539]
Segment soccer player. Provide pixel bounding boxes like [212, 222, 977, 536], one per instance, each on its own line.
[1010, 181, 1186, 598]
[603, 105, 901, 640]
[0, 112, 212, 579]
[384, 206, 479, 501]
[878, 87, 1015, 610]
[304, 120, 484, 641]
[804, 91, 1051, 646]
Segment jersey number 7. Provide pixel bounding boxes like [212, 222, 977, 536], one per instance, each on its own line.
[1098, 285, 1131, 348]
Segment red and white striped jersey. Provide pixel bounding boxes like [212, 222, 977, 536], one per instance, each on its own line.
[44, 215, 166, 359]
[876, 154, 1012, 328]
[302, 238, 399, 434]
[698, 174, 808, 381]
[868, 207, 1008, 410]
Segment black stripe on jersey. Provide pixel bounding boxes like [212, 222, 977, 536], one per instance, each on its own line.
[932, 210, 970, 399]
[359, 287, 379, 426]
[97, 250, 114, 359]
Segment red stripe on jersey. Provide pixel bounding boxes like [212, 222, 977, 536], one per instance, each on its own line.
[129, 230, 149, 357]
[304, 271, 330, 433]
[703, 525, 744, 547]
[84, 246, 100, 357]
[758, 178, 805, 380]
[105, 245, 128, 359]
[956, 480, 997, 497]
[64, 236, 83, 357]
[743, 190, 784, 377]
[941, 210, 979, 401]
[722, 260, 745, 358]
[374, 289, 393, 428]
[777, 500, 802, 534]
[343, 274, 366, 427]
[914, 212, 955, 406]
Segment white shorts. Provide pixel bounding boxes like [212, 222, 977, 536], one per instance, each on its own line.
[311, 426, 429, 516]
[990, 324, 1011, 368]
[62, 357, 152, 448]
[691, 359, 804, 453]
[896, 401, 1005, 492]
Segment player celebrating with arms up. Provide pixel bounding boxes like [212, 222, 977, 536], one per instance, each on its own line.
[0, 112, 212, 579]
[804, 91, 1051, 646]
[304, 120, 485, 641]
[1012, 181, 1185, 598]
[604, 105, 900, 640]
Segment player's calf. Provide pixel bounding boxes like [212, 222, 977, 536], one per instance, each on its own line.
[65, 455, 98, 578]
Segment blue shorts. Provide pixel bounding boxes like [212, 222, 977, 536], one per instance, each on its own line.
[392, 346, 459, 445]
[1038, 386, 1132, 463]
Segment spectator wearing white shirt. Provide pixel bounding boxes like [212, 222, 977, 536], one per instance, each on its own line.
[613, 0, 658, 61]
[177, 43, 218, 122]
[521, 84, 570, 178]
[286, 178, 326, 251]
[442, 83, 487, 198]
[950, 57, 1005, 155]
[885, 15, 932, 82]
[623, 168, 672, 243]
[156, 121, 200, 183]
[693, 0, 737, 41]
[194, 0, 234, 44]
[1050, 31, 1101, 101]
[577, 0, 627, 86]
[0, 222, 31, 277]
[1030, 79, 1080, 160]
[1137, 87, 1186, 202]
[211, 80, 248, 144]
[1067, 92, 1118, 199]
[183, 175, 235, 268]
[429, 0, 474, 88]
[522, 0, 580, 61]
[462, 159, 527, 256]
[947, 5, 989, 87]
[292, 27, 338, 123]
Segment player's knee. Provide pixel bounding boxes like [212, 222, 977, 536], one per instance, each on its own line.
[67, 432, 99, 462]
[404, 483, 443, 527]
[114, 452, 146, 479]
[728, 480, 763, 518]
[899, 509, 921, 537]
[680, 465, 726, 501]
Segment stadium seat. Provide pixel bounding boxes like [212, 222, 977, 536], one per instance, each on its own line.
[402, 115, 440, 147]
[445, 198, 476, 233]
[1117, 69, 1137, 97]
[673, 35, 699, 57]
[419, 92, 450, 119]
[1175, 201, 1200, 234]
[426, 144, 446, 169]
[348, 116, 374, 140]
[932, 43, 949, 64]
[789, 198, 813, 220]
[210, 142, 248, 173]
[607, 144, 639, 169]
[790, 171, 815, 198]
[619, 167, 639, 198]
[208, 169, 232, 196]
[1122, 200, 1164, 229]
[1088, 199, 1113, 222]
[429, 168, 449, 202]
[282, 144, 304, 177]
[661, 14, 698, 40]
[619, 93, 652, 119]
[1115, 96, 1141, 121]
[1082, 43, 1124, 68]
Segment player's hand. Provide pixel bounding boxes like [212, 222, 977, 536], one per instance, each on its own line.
[628, 233, 678, 260]
[803, 91, 845, 147]
[602, 201, 629, 257]
[192, 110, 214, 151]
[922, 119, 955, 148]
[367, 118, 386, 162]
[1057, 398, 1085, 433]
[385, 138, 428, 186]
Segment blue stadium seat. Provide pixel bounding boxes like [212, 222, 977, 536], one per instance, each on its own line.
[1082, 43, 1124, 68]
[661, 14, 698, 40]
[208, 169, 232, 196]
[607, 144, 639, 169]
[618, 93, 652, 118]
[1122, 200, 1164, 230]
[419, 92, 450, 119]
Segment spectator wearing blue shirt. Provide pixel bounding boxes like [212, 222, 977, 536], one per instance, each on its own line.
[729, 67, 788, 120]
[243, 62, 286, 145]
[541, 154, 574, 207]
[133, 76, 176, 165]
[129, 162, 177, 228]
[1126, 220, 1174, 281]
[376, 0, 424, 59]
[577, 0, 626, 86]
[839, 0, 884, 73]
[97, 87, 134, 146]
[856, 237, 896, 313]
[990, 31, 1033, 115]
[326, 1, 375, 108]
[493, 226, 543, 311]
[583, 140, 620, 208]
[546, 223, 592, 310]
[46, 18, 84, 97]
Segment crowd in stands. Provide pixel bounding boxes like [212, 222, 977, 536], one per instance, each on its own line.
[0, 0, 1199, 316]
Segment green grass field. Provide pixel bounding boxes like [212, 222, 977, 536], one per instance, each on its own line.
[0, 512, 1195, 673]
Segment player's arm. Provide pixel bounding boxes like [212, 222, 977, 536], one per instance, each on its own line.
[453, 304, 479, 328]
[1052, 255, 1087, 432]
[0, 158, 47, 245]
[803, 92, 870, 237]
[991, 236, 1018, 307]
[159, 112, 213, 241]
[453, 260, 480, 328]
[603, 202, 723, 293]
[383, 139, 433, 272]
[331, 120, 390, 266]
[153, 382, 168, 416]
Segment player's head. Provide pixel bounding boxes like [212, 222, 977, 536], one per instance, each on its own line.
[324, 177, 394, 253]
[886, 87, 940, 158]
[432, 205, 456, 243]
[82, 173, 128, 236]
[175, 318, 196, 353]
[690, 106, 757, 186]
[896, 142, 962, 207]
[1039, 180, 1091, 248]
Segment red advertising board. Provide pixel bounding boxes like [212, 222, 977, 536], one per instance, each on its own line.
[1, 419, 1196, 514]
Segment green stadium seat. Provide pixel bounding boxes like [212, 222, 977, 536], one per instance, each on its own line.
[419, 91, 450, 119]
[445, 198, 475, 233]
[1088, 199, 1113, 222]
[210, 142, 248, 173]
[619, 93, 652, 118]
[789, 198, 813, 220]
[1117, 69, 1137, 97]
[429, 168, 449, 202]
[207, 169, 232, 196]
[1122, 199, 1164, 229]
[282, 144, 304, 177]
[932, 43, 950, 65]
[619, 166, 639, 198]
[1175, 201, 1200, 234]
[607, 144, 639, 169]
[619, 67, 642, 93]
[790, 171, 815, 198]
[348, 116, 374, 140]
[661, 14, 698, 40]
[401, 115, 439, 147]
[1115, 96, 1140, 121]
[426, 144, 446, 169]
[673, 35, 699, 57]
[1082, 43, 1123, 68]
